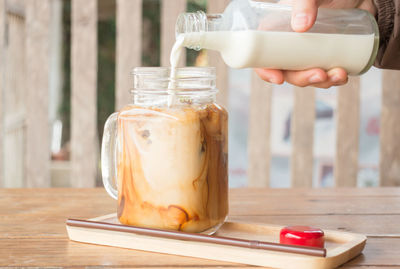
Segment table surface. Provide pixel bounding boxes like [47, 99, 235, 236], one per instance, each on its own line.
[1, 187, 400, 268]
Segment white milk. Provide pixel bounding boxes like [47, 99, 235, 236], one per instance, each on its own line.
[182, 30, 376, 75]
[168, 35, 185, 107]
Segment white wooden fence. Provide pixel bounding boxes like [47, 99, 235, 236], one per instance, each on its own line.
[0, 0, 399, 188]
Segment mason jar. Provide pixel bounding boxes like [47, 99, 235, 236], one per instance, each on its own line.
[101, 67, 228, 234]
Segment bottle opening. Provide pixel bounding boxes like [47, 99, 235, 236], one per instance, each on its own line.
[175, 11, 208, 37]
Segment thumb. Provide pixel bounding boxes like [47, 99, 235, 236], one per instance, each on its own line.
[291, 0, 319, 32]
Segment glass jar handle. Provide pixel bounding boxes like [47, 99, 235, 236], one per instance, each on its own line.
[101, 112, 118, 200]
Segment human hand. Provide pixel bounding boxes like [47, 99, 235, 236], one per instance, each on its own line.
[255, 0, 377, 88]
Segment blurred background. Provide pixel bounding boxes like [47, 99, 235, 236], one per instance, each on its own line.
[0, 0, 385, 188]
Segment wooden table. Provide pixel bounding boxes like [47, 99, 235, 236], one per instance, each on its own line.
[1, 188, 400, 268]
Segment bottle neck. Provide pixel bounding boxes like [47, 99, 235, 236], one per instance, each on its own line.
[175, 11, 223, 50]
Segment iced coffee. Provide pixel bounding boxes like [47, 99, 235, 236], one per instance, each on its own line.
[116, 103, 228, 233]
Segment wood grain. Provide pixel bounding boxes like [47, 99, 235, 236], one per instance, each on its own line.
[3, 211, 400, 239]
[0, 0, 5, 186]
[1, 188, 400, 238]
[291, 87, 315, 187]
[335, 77, 360, 187]
[228, 192, 400, 216]
[71, 0, 98, 187]
[248, 72, 272, 187]
[380, 70, 400, 186]
[115, 0, 142, 110]
[0, 238, 233, 267]
[345, 238, 400, 267]
[207, 0, 230, 108]
[230, 214, 400, 236]
[25, 0, 51, 187]
[161, 0, 186, 67]
[1, 188, 400, 268]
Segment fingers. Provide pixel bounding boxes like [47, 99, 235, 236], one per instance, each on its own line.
[312, 68, 348, 88]
[255, 67, 348, 88]
[291, 0, 319, 32]
[283, 68, 327, 87]
[282, 67, 348, 88]
[254, 68, 284, 84]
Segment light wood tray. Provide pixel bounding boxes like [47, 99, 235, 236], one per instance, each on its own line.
[66, 214, 366, 269]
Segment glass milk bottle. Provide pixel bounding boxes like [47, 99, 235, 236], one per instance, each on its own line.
[176, 0, 379, 75]
[101, 67, 228, 233]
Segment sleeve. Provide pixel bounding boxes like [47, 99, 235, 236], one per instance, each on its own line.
[373, 0, 400, 69]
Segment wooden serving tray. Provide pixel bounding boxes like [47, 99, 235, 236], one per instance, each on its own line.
[66, 214, 366, 269]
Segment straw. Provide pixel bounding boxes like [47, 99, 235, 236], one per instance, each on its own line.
[66, 218, 327, 257]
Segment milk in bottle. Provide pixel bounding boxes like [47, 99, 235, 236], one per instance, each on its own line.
[175, 0, 379, 75]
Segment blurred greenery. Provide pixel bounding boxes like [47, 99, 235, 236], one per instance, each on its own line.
[60, 0, 207, 150]
[61, 0, 71, 146]
[97, 12, 116, 141]
[143, 0, 160, 66]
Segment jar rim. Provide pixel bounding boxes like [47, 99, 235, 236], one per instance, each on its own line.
[132, 67, 217, 94]
[132, 66, 216, 77]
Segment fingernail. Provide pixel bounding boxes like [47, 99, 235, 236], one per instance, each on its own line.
[331, 75, 341, 83]
[293, 13, 309, 29]
[270, 78, 279, 84]
[309, 74, 322, 83]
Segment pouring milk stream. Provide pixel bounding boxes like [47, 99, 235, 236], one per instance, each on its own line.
[167, 35, 185, 106]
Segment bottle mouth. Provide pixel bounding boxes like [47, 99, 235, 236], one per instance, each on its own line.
[132, 67, 217, 94]
[175, 11, 208, 37]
